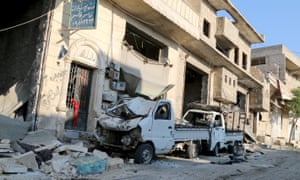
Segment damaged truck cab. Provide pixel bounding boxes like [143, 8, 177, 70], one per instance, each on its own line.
[94, 97, 175, 164]
[94, 97, 244, 164]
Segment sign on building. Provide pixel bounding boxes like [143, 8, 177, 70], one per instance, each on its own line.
[69, 0, 98, 29]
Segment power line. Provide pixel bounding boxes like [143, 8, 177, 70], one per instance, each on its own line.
[0, 11, 50, 33]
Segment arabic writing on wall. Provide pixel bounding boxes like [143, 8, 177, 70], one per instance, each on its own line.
[69, 0, 97, 29]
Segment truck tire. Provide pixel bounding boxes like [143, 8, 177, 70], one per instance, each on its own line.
[213, 143, 220, 156]
[233, 142, 244, 156]
[187, 142, 200, 158]
[134, 143, 154, 164]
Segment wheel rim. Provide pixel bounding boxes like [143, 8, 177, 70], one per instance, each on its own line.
[142, 149, 152, 163]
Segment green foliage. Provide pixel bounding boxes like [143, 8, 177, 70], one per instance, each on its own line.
[285, 88, 300, 118]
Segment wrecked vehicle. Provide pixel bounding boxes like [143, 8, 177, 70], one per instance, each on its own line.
[94, 97, 244, 164]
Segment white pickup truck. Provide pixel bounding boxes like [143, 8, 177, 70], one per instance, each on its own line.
[94, 97, 244, 164]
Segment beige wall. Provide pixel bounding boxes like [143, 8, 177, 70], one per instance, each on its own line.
[37, 0, 214, 132]
[36, 0, 262, 137]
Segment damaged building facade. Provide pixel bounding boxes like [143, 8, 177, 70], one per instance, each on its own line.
[1, 0, 267, 140]
[251, 45, 300, 146]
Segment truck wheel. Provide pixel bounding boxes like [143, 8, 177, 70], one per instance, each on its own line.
[233, 142, 244, 156]
[134, 144, 154, 164]
[213, 143, 220, 156]
[232, 142, 239, 155]
[188, 142, 199, 159]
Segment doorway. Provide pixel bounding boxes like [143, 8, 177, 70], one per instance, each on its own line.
[183, 63, 208, 113]
[65, 63, 93, 131]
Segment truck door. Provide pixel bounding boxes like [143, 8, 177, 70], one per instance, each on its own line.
[211, 114, 225, 150]
[150, 102, 174, 154]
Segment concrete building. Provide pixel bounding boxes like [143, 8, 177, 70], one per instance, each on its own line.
[0, 0, 264, 138]
[252, 45, 300, 145]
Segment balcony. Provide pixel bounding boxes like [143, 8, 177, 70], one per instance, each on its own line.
[249, 82, 270, 112]
[213, 67, 237, 103]
[216, 17, 239, 48]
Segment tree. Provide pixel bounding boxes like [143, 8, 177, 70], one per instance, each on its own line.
[284, 88, 300, 144]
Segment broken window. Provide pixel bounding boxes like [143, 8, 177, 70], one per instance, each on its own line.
[155, 103, 170, 120]
[123, 23, 168, 62]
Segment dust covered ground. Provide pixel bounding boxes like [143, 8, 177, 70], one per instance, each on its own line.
[95, 145, 300, 180]
[1, 144, 299, 180]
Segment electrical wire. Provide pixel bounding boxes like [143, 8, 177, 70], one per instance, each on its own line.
[0, 11, 50, 33]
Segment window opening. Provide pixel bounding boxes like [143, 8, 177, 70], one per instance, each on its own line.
[155, 103, 170, 120]
[242, 53, 247, 70]
[124, 23, 168, 62]
[234, 48, 239, 64]
[203, 19, 210, 37]
[252, 57, 266, 66]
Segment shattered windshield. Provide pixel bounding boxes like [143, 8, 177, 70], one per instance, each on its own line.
[105, 97, 156, 120]
[106, 103, 136, 120]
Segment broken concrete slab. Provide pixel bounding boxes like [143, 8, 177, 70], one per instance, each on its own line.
[0, 139, 10, 144]
[0, 115, 30, 141]
[0, 143, 11, 149]
[15, 151, 39, 171]
[51, 154, 71, 173]
[2, 164, 28, 174]
[20, 130, 61, 147]
[106, 157, 124, 170]
[0, 172, 49, 180]
[54, 144, 88, 154]
[92, 149, 109, 160]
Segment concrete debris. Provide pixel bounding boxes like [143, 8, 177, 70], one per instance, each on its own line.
[51, 154, 70, 173]
[2, 164, 28, 174]
[106, 157, 124, 170]
[20, 130, 61, 147]
[0, 129, 129, 179]
[92, 149, 109, 160]
[15, 151, 39, 171]
[0, 115, 30, 141]
[54, 144, 88, 154]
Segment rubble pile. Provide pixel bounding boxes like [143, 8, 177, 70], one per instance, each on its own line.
[0, 130, 124, 179]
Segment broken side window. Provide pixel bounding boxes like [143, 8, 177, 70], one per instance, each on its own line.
[123, 23, 168, 63]
[155, 103, 170, 120]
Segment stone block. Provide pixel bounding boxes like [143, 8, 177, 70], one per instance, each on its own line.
[0, 139, 10, 144]
[15, 151, 39, 171]
[106, 157, 124, 170]
[0, 143, 11, 149]
[92, 149, 108, 160]
[2, 164, 27, 174]
[54, 144, 88, 153]
[51, 155, 70, 173]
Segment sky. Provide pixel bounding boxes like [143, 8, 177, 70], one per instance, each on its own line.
[230, 0, 300, 57]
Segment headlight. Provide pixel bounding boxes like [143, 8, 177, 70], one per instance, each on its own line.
[121, 135, 132, 146]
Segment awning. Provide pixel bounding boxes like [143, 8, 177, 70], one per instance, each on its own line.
[120, 46, 173, 100]
[121, 69, 174, 100]
[277, 80, 293, 100]
[135, 81, 174, 100]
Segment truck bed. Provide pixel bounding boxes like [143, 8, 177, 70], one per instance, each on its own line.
[224, 131, 244, 142]
[174, 124, 210, 142]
